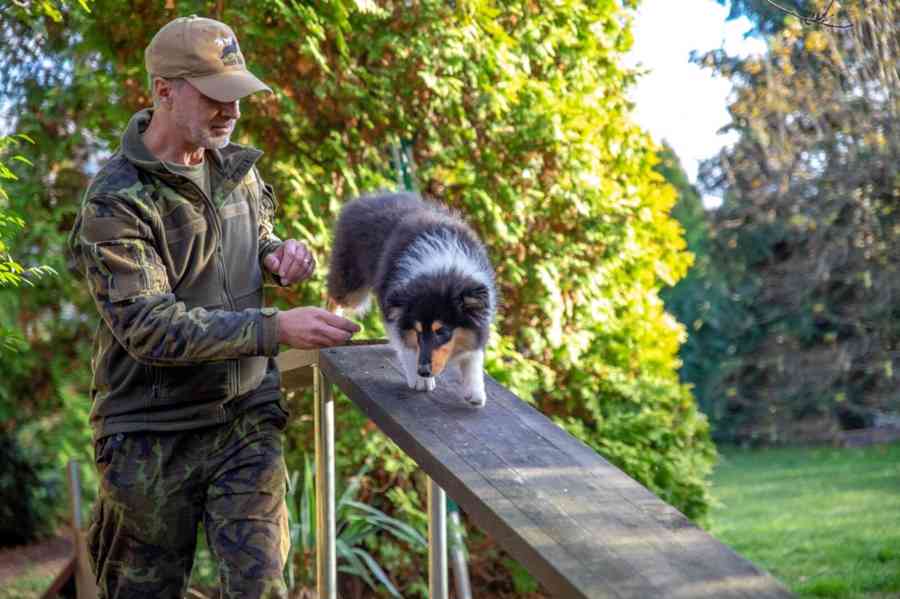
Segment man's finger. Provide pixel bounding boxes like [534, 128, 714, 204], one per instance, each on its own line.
[323, 327, 355, 346]
[321, 311, 361, 333]
[299, 256, 315, 281]
[279, 241, 300, 278]
[264, 253, 280, 272]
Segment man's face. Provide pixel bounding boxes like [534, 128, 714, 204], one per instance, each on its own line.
[168, 80, 240, 150]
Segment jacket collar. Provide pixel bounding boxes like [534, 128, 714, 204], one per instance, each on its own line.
[120, 109, 263, 197]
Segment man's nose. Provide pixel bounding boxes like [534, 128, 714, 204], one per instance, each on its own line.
[220, 100, 240, 119]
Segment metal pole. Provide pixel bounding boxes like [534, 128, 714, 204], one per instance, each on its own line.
[67, 460, 82, 529]
[449, 503, 472, 599]
[428, 477, 448, 599]
[314, 364, 337, 599]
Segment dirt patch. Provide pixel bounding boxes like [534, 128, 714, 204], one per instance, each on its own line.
[0, 532, 73, 585]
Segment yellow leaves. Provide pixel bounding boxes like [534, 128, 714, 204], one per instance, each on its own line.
[804, 30, 829, 53]
[745, 59, 763, 76]
[864, 131, 887, 149]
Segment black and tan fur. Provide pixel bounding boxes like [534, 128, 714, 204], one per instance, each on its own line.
[327, 192, 496, 406]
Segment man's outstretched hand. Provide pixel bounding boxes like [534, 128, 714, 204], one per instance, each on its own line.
[277, 307, 361, 349]
[264, 239, 316, 285]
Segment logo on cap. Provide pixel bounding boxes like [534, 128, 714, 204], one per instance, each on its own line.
[216, 36, 242, 66]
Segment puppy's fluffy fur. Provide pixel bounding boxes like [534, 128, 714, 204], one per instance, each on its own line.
[327, 192, 496, 406]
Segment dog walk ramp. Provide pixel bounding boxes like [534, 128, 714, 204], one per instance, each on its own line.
[282, 343, 793, 598]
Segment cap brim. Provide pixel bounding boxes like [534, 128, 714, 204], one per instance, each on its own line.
[186, 70, 272, 103]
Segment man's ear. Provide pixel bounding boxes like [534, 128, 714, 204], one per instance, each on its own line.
[153, 76, 178, 108]
[457, 284, 489, 314]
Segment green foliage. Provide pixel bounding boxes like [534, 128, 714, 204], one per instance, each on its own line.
[713, 0, 852, 36]
[1, 0, 92, 24]
[0, 133, 56, 352]
[0, 429, 61, 546]
[1, 0, 715, 590]
[714, 0, 811, 35]
[502, 557, 539, 594]
[693, 1, 900, 442]
[285, 454, 426, 597]
[656, 145, 750, 437]
[0, 0, 94, 540]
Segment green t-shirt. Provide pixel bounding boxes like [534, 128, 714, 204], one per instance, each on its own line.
[165, 159, 211, 201]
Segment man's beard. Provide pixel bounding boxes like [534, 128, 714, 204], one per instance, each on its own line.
[195, 124, 233, 149]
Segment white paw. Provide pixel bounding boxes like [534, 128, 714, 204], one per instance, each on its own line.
[464, 387, 486, 407]
[411, 376, 436, 392]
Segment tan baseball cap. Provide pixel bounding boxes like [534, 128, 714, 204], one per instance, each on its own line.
[145, 15, 272, 103]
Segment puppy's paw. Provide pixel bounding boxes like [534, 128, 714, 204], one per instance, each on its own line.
[464, 387, 486, 407]
[412, 376, 436, 392]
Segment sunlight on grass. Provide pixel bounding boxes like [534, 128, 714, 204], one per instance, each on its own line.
[708, 442, 900, 598]
[0, 567, 55, 599]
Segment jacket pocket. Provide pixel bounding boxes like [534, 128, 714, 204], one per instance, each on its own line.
[154, 361, 232, 405]
[161, 201, 213, 285]
[94, 432, 126, 466]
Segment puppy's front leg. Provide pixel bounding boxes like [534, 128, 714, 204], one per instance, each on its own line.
[389, 330, 436, 392]
[458, 350, 486, 407]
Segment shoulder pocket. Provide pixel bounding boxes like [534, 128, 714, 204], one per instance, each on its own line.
[89, 240, 168, 303]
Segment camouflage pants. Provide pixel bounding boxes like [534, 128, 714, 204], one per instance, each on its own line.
[87, 401, 291, 599]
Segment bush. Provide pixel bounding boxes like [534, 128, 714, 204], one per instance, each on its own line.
[0, 430, 62, 547]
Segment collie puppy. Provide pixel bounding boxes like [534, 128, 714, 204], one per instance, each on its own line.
[327, 192, 496, 406]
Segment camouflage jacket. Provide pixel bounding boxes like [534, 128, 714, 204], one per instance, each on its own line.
[68, 109, 285, 440]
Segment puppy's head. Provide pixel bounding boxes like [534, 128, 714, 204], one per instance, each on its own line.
[385, 279, 491, 377]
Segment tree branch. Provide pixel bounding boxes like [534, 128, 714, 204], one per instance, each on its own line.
[762, 0, 853, 29]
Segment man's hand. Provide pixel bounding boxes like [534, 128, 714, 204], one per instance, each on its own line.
[263, 240, 316, 285]
[277, 307, 361, 349]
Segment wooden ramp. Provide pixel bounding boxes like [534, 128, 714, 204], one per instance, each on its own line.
[317, 344, 793, 599]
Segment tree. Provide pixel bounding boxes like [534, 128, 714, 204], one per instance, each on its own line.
[656, 144, 747, 437]
[1, 0, 715, 590]
[695, 1, 899, 442]
[714, 0, 848, 35]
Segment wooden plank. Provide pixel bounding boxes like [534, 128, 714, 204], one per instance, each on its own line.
[320, 344, 793, 599]
[41, 555, 76, 599]
[276, 349, 319, 373]
[67, 461, 98, 599]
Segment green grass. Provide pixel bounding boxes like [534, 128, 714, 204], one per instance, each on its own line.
[708, 442, 900, 598]
[0, 567, 56, 599]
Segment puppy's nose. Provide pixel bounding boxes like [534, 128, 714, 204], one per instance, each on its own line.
[418, 364, 432, 377]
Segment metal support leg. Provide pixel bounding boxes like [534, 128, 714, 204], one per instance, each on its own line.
[428, 477, 448, 599]
[314, 365, 337, 599]
[449, 502, 472, 599]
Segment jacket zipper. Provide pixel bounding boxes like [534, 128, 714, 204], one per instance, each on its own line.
[177, 172, 240, 400]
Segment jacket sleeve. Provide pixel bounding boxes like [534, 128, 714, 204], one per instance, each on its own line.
[69, 192, 280, 366]
[252, 167, 286, 287]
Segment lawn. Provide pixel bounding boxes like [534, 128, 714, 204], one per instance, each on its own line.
[708, 442, 900, 598]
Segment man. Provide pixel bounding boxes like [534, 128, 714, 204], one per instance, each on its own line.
[66, 15, 359, 598]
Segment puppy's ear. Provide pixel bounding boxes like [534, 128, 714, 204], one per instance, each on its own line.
[457, 284, 490, 315]
[386, 305, 404, 322]
[384, 291, 406, 322]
